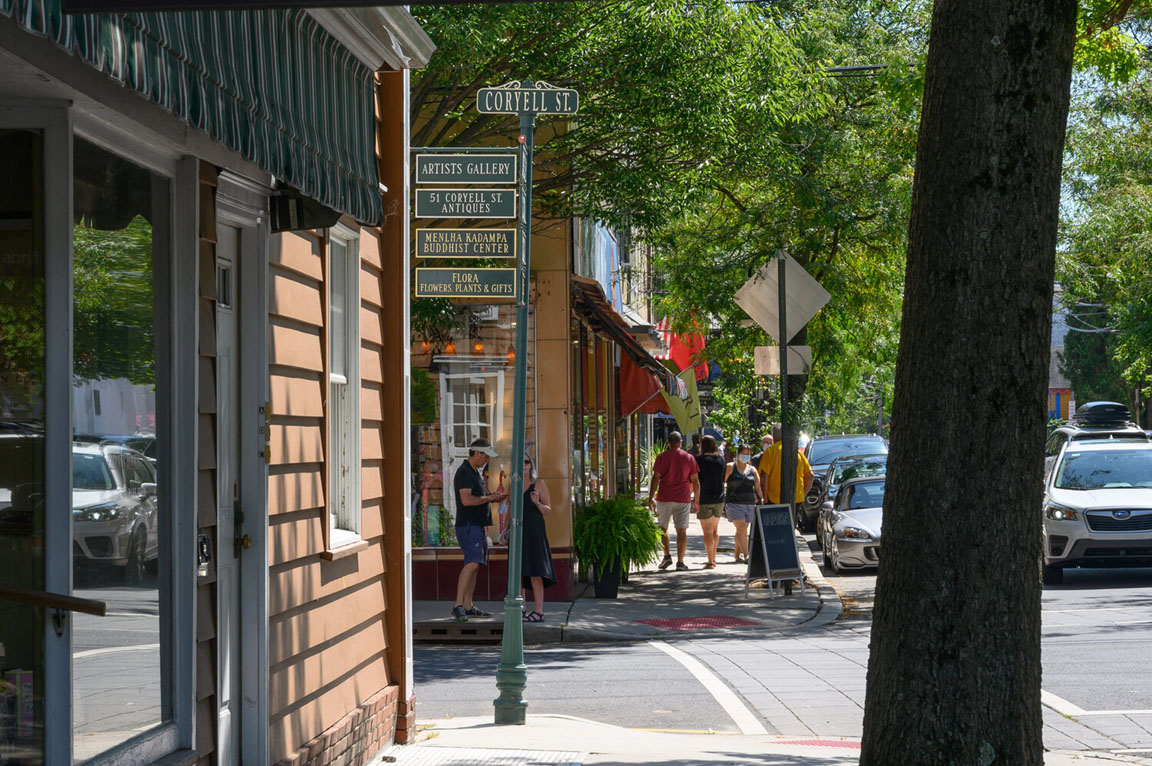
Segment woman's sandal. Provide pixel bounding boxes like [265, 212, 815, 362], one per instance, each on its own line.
[523, 611, 544, 623]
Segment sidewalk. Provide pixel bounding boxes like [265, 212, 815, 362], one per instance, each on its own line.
[413, 515, 841, 644]
[386, 714, 1152, 766]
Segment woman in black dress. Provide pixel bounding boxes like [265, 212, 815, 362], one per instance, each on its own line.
[521, 456, 555, 622]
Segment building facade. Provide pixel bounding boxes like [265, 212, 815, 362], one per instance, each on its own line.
[0, 4, 431, 764]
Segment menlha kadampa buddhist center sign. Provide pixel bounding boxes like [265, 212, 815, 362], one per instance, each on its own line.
[415, 229, 515, 258]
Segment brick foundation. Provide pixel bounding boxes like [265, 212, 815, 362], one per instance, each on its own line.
[274, 685, 400, 766]
[394, 695, 416, 745]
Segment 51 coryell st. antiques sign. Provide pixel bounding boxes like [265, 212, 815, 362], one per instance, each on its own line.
[414, 188, 516, 219]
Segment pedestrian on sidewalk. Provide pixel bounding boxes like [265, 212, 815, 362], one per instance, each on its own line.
[520, 455, 555, 623]
[647, 431, 699, 571]
[750, 433, 773, 472]
[451, 438, 507, 622]
[724, 444, 762, 563]
[688, 432, 703, 457]
[758, 424, 815, 506]
[695, 435, 726, 569]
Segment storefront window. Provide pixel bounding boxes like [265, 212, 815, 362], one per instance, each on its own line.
[0, 128, 47, 766]
[71, 138, 169, 763]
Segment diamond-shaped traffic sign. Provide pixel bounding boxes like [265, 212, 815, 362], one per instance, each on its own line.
[735, 253, 830, 344]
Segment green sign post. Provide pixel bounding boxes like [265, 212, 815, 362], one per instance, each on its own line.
[486, 79, 579, 727]
[415, 228, 517, 259]
[414, 267, 516, 299]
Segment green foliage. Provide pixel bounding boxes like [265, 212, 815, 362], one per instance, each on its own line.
[1059, 53, 1152, 411]
[411, 369, 439, 425]
[73, 217, 156, 385]
[649, 0, 921, 433]
[411, 0, 824, 232]
[573, 493, 663, 572]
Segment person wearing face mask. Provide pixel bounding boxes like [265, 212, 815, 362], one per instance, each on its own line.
[724, 444, 763, 564]
[451, 437, 507, 622]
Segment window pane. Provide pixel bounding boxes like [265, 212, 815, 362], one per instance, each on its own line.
[72, 138, 168, 762]
[0, 128, 47, 765]
[330, 239, 347, 378]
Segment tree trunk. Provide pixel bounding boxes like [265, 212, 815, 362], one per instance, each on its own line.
[860, 2, 1077, 764]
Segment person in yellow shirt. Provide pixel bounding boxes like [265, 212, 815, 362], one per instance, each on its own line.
[758, 424, 815, 505]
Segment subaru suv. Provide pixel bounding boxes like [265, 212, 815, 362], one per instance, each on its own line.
[72, 441, 159, 583]
[1042, 440, 1152, 585]
[1044, 401, 1148, 476]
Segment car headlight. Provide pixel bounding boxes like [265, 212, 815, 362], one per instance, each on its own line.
[73, 502, 120, 522]
[841, 526, 872, 540]
[1044, 503, 1079, 522]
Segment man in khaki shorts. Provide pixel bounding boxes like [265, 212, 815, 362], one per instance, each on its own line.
[647, 431, 700, 571]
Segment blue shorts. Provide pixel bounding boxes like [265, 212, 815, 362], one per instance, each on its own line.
[725, 503, 756, 524]
[455, 524, 489, 566]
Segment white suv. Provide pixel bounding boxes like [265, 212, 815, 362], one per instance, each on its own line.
[1042, 440, 1152, 585]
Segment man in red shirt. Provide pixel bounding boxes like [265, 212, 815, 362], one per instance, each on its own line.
[647, 431, 700, 571]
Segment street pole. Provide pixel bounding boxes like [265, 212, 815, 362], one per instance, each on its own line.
[494, 99, 534, 726]
[778, 253, 797, 516]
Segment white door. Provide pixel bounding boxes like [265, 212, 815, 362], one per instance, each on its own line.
[439, 371, 504, 517]
[216, 225, 242, 762]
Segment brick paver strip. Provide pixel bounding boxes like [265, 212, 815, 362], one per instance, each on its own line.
[633, 616, 761, 630]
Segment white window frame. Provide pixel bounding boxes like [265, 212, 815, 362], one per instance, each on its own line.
[327, 225, 361, 549]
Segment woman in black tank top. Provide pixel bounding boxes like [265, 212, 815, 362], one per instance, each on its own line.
[724, 444, 763, 563]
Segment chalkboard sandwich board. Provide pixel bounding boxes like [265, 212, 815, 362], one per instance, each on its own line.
[745, 503, 806, 598]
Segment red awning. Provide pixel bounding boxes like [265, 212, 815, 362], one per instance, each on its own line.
[619, 354, 669, 416]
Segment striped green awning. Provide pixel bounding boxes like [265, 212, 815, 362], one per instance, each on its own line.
[1, 0, 382, 224]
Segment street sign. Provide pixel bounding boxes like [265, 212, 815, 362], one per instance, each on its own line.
[414, 267, 516, 299]
[414, 188, 516, 219]
[754, 346, 813, 376]
[476, 81, 580, 115]
[415, 228, 516, 259]
[735, 254, 830, 344]
[415, 154, 517, 185]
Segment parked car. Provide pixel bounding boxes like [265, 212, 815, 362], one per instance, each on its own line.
[817, 476, 885, 573]
[818, 454, 888, 510]
[801, 434, 888, 531]
[1045, 401, 1148, 477]
[1041, 440, 1152, 585]
[72, 441, 159, 583]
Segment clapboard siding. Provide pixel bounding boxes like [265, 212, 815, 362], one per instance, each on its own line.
[267, 228, 394, 764]
[268, 576, 387, 666]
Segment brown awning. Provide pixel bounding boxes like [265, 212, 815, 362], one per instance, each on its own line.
[570, 275, 675, 412]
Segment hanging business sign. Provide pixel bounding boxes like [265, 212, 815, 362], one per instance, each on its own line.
[415, 154, 517, 185]
[414, 189, 516, 219]
[476, 81, 580, 115]
[415, 228, 516, 259]
[414, 268, 517, 299]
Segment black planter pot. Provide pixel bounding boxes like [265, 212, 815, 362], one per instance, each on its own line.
[593, 559, 624, 598]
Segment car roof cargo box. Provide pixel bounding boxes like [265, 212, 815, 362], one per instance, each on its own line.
[1071, 401, 1133, 425]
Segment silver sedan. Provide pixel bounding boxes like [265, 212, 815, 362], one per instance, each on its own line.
[818, 476, 885, 573]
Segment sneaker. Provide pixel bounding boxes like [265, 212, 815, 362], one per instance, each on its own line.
[452, 605, 468, 622]
[465, 606, 490, 617]
[658, 556, 673, 571]
[675, 562, 690, 571]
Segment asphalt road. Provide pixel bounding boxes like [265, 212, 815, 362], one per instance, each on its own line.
[415, 541, 1152, 752]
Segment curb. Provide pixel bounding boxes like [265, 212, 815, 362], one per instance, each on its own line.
[791, 531, 844, 630]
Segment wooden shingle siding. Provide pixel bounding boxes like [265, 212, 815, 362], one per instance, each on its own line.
[195, 164, 218, 766]
[266, 227, 394, 764]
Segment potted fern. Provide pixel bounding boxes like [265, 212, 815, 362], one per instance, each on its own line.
[573, 494, 663, 598]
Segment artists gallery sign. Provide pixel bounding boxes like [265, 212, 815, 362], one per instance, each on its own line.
[64, 0, 573, 10]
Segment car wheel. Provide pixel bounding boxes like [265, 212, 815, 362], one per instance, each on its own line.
[125, 529, 146, 585]
[1041, 562, 1064, 586]
[830, 538, 845, 575]
[820, 531, 832, 568]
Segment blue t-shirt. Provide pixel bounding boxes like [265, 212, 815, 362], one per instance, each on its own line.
[454, 461, 491, 527]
